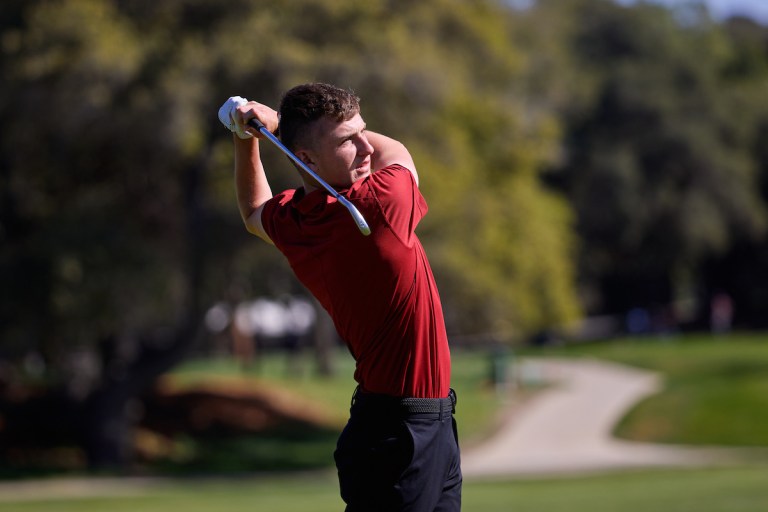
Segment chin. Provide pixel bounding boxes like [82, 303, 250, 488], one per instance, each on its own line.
[352, 169, 371, 181]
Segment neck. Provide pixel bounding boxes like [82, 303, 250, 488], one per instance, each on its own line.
[301, 174, 321, 192]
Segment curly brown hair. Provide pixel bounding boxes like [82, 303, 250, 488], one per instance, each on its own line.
[278, 83, 360, 151]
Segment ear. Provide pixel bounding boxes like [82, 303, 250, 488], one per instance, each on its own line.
[295, 149, 318, 172]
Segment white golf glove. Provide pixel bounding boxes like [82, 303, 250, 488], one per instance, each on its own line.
[218, 96, 252, 139]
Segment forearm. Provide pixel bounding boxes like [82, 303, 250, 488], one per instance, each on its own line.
[234, 135, 273, 241]
[367, 131, 418, 185]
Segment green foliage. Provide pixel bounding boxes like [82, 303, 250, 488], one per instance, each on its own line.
[0, 0, 583, 367]
[533, 0, 768, 312]
[223, 0, 584, 339]
[412, 74, 581, 338]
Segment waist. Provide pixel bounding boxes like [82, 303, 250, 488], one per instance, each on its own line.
[350, 387, 457, 418]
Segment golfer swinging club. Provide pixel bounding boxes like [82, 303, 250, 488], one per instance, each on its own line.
[218, 83, 461, 511]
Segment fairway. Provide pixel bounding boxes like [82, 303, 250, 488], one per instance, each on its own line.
[1, 467, 767, 512]
[3, 334, 767, 510]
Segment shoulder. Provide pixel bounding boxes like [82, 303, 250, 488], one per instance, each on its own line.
[263, 189, 301, 216]
[261, 189, 299, 234]
[351, 164, 419, 206]
[368, 164, 417, 189]
[357, 164, 427, 225]
[269, 188, 298, 205]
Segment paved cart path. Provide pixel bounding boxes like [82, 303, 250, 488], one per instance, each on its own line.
[461, 357, 737, 478]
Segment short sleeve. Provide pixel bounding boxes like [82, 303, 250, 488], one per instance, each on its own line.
[366, 164, 427, 240]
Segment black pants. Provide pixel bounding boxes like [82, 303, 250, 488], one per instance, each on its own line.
[334, 389, 462, 512]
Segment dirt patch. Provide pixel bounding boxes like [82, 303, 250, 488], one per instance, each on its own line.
[0, 377, 343, 474]
[143, 376, 342, 435]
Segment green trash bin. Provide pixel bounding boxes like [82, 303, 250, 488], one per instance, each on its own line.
[489, 347, 512, 391]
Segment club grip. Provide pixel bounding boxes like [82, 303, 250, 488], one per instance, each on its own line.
[247, 117, 266, 131]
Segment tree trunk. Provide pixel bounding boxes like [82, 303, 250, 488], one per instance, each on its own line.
[80, 152, 210, 470]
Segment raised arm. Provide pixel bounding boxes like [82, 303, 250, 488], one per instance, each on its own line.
[366, 131, 419, 186]
[233, 135, 273, 243]
[224, 99, 280, 244]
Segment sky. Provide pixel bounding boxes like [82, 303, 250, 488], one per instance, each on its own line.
[616, 0, 768, 24]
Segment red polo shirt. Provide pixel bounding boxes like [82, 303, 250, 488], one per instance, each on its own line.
[261, 164, 451, 398]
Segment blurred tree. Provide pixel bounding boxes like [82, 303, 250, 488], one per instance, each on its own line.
[192, 0, 583, 340]
[7, 0, 768, 474]
[535, 0, 768, 323]
[699, 16, 768, 327]
[0, 0, 295, 469]
[0, 0, 582, 470]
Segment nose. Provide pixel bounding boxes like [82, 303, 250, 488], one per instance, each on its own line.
[356, 133, 374, 156]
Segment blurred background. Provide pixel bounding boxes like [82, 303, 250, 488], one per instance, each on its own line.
[1, 0, 767, 510]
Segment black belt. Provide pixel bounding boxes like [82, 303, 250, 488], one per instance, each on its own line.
[351, 387, 457, 416]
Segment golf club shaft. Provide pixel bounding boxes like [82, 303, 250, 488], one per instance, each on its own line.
[247, 118, 371, 236]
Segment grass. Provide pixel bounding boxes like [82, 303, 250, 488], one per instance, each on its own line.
[526, 332, 768, 446]
[155, 332, 768, 473]
[151, 347, 507, 473]
[170, 347, 506, 443]
[463, 466, 768, 512]
[3, 333, 768, 510]
[1, 466, 767, 512]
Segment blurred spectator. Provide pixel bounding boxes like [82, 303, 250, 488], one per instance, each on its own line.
[710, 292, 734, 334]
[626, 307, 650, 335]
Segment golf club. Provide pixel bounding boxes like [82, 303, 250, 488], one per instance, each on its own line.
[247, 118, 372, 236]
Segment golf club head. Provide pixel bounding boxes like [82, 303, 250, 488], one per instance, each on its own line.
[337, 196, 372, 236]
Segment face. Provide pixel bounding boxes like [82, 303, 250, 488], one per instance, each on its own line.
[296, 113, 374, 188]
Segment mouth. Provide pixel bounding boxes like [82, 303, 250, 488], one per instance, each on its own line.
[354, 159, 371, 175]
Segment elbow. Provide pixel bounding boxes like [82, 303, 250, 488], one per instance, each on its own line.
[242, 205, 273, 244]
[243, 219, 273, 245]
[243, 219, 259, 236]
[238, 202, 265, 234]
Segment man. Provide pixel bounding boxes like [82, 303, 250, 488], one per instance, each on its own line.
[218, 83, 461, 512]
